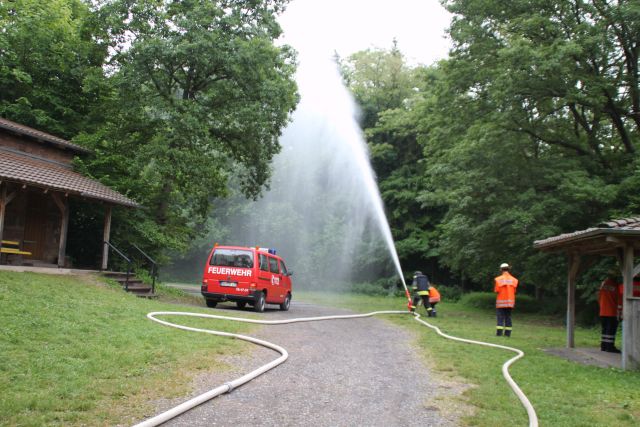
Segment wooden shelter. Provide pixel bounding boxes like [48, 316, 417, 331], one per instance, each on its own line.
[534, 218, 640, 370]
[0, 117, 137, 269]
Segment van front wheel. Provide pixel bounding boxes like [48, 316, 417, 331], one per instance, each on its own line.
[205, 300, 217, 308]
[280, 294, 291, 311]
[254, 292, 265, 313]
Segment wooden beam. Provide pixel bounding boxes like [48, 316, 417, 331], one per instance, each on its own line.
[51, 193, 65, 214]
[606, 236, 625, 245]
[633, 261, 640, 278]
[0, 183, 6, 259]
[566, 252, 581, 348]
[622, 244, 639, 370]
[101, 205, 112, 270]
[54, 195, 69, 268]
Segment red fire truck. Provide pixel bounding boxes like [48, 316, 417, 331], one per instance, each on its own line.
[201, 245, 293, 312]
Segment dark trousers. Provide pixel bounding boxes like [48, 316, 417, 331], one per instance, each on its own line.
[428, 302, 438, 317]
[600, 316, 619, 351]
[412, 295, 430, 314]
[496, 308, 513, 336]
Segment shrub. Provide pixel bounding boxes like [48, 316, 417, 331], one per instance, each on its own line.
[434, 285, 462, 302]
[459, 292, 495, 309]
[348, 281, 390, 296]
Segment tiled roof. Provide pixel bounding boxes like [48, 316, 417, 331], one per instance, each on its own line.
[534, 217, 640, 249]
[0, 117, 90, 154]
[0, 150, 138, 207]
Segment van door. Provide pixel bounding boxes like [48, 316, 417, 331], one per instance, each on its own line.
[257, 253, 271, 294]
[267, 255, 284, 303]
[279, 259, 291, 294]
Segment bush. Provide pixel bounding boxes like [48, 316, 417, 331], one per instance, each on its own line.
[435, 284, 462, 302]
[459, 292, 495, 309]
[459, 292, 537, 313]
[348, 281, 390, 296]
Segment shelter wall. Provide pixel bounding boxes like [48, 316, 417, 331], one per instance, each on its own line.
[0, 132, 74, 165]
[3, 185, 62, 265]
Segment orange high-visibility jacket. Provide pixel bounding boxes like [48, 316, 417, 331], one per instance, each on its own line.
[599, 278, 622, 317]
[428, 286, 441, 303]
[494, 272, 518, 308]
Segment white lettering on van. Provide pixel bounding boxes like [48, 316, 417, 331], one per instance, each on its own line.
[207, 266, 253, 277]
[271, 275, 280, 285]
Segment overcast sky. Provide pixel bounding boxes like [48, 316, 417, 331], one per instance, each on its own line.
[278, 0, 453, 66]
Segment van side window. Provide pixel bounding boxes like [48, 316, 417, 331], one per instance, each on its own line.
[268, 257, 279, 273]
[259, 254, 269, 271]
[280, 260, 288, 275]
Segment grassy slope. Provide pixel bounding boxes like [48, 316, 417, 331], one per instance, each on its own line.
[0, 272, 254, 426]
[297, 291, 640, 427]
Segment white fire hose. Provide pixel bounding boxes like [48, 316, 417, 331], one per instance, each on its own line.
[133, 310, 538, 427]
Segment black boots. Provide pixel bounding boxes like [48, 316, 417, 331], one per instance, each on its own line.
[601, 342, 622, 353]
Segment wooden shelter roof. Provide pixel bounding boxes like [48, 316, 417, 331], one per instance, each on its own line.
[0, 117, 90, 154]
[533, 217, 640, 255]
[0, 149, 138, 207]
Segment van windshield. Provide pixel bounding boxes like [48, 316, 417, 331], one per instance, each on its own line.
[210, 249, 254, 268]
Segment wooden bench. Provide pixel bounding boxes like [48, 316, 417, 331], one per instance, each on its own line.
[1, 240, 32, 256]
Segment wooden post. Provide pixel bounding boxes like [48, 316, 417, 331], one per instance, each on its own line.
[0, 183, 17, 265]
[101, 205, 112, 270]
[622, 244, 639, 370]
[566, 252, 580, 348]
[52, 194, 69, 268]
[0, 183, 6, 254]
[0, 183, 6, 264]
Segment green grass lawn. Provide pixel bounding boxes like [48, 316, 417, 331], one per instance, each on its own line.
[296, 291, 640, 426]
[0, 271, 255, 426]
[4, 273, 639, 426]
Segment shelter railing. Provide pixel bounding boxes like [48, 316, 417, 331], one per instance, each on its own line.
[131, 243, 157, 294]
[103, 241, 131, 290]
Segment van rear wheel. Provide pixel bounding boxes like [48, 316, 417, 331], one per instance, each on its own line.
[279, 294, 291, 311]
[205, 300, 217, 308]
[254, 292, 265, 313]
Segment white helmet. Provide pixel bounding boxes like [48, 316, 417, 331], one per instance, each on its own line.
[500, 263, 510, 269]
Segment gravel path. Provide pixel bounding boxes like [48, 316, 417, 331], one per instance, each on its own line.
[150, 301, 461, 427]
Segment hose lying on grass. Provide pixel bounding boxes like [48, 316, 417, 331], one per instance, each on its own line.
[133, 310, 538, 427]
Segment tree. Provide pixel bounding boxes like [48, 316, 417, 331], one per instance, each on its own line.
[412, 0, 639, 291]
[0, 0, 110, 138]
[76, 0, 299, 255]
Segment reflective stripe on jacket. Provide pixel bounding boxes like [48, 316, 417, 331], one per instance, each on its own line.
[599, 278, 622, 317]
[412, 274, 430, 295]
[428, 286, 441, 303]
[494, 272, 518, 308]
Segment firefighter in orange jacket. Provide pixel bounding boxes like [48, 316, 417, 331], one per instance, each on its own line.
[494, 263, 518, 337]
[427, 284, 441, 317]
[598, 271, 622, 353]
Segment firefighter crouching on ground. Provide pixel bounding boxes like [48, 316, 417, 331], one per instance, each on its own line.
[427, 283, 441, 317]
[598, 270, 622, 353]
[494, 263, 519, 337]
[411, 271, 440, 316]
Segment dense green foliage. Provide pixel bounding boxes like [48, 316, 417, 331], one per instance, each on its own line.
[340, 0, 639, 297]
[0, 0, 298, 263]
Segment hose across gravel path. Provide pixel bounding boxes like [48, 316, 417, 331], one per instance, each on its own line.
[142, 302, 461, 427]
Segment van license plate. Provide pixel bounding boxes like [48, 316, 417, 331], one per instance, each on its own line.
[220, 281, 236, 287]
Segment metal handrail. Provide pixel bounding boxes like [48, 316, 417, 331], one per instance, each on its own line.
[103, 241, 131, 290]
[132, 243, 158, 294]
